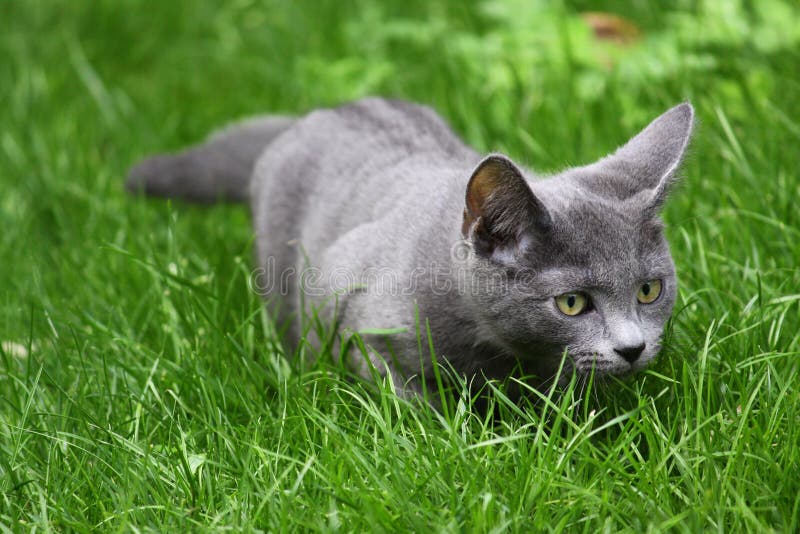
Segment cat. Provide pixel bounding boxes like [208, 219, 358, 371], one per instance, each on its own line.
[127, 97, 694, 399]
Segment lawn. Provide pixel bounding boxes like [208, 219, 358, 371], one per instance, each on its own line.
[1, 0, 799, 531]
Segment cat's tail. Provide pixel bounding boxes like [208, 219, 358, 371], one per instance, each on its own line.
[126, 115, 295, 203]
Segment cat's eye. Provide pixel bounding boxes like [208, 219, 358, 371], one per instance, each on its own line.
[637, 279, 662, 304]
[555, 292, 589, 316]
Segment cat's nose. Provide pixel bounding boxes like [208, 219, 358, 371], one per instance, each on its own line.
[615, 343, 646, 363]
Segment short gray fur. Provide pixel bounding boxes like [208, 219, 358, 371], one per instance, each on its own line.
[127, 97, 694, 397]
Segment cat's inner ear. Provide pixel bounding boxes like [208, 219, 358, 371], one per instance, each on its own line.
[463, 154, 551, 258]
[582, 102, 694, 212]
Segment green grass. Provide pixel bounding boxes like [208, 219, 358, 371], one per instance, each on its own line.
[2, 0, 799, 531]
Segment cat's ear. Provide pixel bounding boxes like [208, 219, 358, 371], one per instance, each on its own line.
[583, 103, 694, 212]
[463, 154, 551, 257]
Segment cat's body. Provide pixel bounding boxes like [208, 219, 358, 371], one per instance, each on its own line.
[128, 97, 694, 397]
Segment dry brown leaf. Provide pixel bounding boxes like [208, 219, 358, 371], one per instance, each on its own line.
[581, 12, 642, 46]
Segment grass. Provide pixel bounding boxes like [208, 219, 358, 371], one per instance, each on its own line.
[2, 0, 799, 531]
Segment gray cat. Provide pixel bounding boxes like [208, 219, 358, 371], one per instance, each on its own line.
[128, 98, 694, 398]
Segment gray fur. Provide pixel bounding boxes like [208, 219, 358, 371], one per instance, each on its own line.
[127, 116, 295, 202]
[127, 98, 694, 397]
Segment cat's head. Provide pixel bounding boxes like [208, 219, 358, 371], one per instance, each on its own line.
[461, 103, 694, 380]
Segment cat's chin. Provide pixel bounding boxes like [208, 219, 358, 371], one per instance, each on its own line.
[571, 353, 636, 378]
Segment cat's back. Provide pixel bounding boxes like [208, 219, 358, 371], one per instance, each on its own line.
[255, 97, 474, 186]
[251, 98, 477, 263]
[322, 98, 472, 161]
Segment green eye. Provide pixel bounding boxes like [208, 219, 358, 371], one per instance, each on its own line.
[637, 279, 662, 304]
[555, 292, 589, 316]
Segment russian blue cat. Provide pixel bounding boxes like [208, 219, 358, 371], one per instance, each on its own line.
[128, 98, 694, 397]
